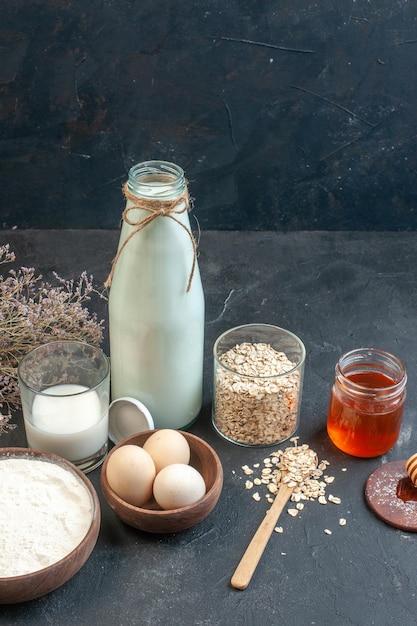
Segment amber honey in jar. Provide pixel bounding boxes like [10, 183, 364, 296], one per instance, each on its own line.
[327, 348, 407, 458]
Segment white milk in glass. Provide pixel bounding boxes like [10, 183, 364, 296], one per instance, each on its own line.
[29, 384, 108, 461]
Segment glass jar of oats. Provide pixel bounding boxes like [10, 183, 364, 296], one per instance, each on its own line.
[212, 324, 306, 446]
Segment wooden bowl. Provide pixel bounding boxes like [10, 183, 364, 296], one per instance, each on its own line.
[101, 430, 223, 533]
[0, 448, 100, 604]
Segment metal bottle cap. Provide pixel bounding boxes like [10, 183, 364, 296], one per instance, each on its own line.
[108, 397, 154, 444]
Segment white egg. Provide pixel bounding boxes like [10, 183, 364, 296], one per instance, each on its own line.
[153, 463, 206, 510]
[143, 429, 190, 473]
[106, 445, 156, 507]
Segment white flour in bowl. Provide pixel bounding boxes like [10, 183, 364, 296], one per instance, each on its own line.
[0, 457, 93, 577]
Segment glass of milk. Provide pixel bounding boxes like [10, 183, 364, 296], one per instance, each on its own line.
[18, 341, 110, 473]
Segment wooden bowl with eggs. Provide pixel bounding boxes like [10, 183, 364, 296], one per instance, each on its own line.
[101, 430, 223, 533]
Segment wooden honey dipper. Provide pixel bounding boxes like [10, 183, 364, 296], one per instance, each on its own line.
[405, 453, 417, 485]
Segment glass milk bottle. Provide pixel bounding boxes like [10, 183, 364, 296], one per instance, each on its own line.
[107, 160, 205, 430]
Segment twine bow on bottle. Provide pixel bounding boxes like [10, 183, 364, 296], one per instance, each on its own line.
[105, 182, 198, 291]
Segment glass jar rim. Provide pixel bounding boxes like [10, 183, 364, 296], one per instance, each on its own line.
[213, 323, 305, 379]
[335, 347, 407, 398]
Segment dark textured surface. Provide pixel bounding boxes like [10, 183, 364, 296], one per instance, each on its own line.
[1, 229, 417, 624]
[2, 2, 417, 230]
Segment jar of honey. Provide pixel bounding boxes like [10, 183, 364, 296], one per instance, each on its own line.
[327, 348, 407, 458]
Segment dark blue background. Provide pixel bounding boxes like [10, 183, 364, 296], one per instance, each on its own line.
[1, 1, 417, 230]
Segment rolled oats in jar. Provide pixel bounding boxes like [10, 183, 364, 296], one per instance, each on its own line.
[212, 324, 305, 446]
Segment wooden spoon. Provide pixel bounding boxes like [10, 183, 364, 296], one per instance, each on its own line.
[231, 447, 318, 590]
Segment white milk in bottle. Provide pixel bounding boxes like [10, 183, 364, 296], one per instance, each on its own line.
[107, 161, 204, 429]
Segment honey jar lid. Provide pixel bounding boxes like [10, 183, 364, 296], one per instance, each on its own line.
[109, 397, 154, 444]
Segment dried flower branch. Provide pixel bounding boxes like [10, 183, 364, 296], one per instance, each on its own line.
[0, 244, 105, 433]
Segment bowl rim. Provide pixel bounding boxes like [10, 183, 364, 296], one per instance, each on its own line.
[101, 430, 223, 516]
[0, 447, 101, 583]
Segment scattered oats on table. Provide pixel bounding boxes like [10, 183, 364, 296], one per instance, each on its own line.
[328, 495, 342, 505]
[237, 438, 346, 534]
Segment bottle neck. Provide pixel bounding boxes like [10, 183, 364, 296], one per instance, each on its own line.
[127, 161, 186, 200]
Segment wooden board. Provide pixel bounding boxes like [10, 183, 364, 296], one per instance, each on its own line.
[365, 460, 417, 532]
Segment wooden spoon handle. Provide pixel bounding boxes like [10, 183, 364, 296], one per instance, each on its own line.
[231, 483, 294, 590]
